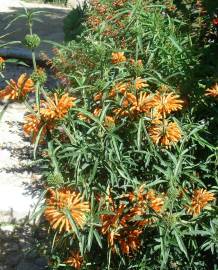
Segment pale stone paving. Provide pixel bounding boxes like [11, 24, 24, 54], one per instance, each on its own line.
[0, 1, 86, 268]
[0, 101, 40, 223]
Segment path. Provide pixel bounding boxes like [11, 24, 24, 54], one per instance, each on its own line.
[0, 64, 49, 270]
[0, 1, 83, 268]
[0, 0, 85, 60]
[0, 0, 70, 60]
[0, 0, 78, 224]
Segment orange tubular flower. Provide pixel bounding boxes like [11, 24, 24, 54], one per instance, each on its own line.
[129, 58, 143, 66]
[152, 91, 184, 117]
[40, 93, 76, 121]
[0, 73, 34, 100]
[109, 82, 130, 97]
[130, 92, 157, 115]
[87, 15, 101, 28]
[122, 92, 137, 108]
[187, 189, 215, 216]
[64, 251, 83, 269]
[93, 107, 102, 117]
[134, 77, 149, 90]
[44, 188, 89, 233]
[126, 188, 164, 227]
[23, 114, 54, 143]
[100, 204, 126, 236]
[119, 229, 142, 255]
[0, 57, 5, 70]
[111, 52, 126, 64]
[146, 190, 164, 213]
[77, 112, 90, 123]
[205, 83, 218, 98]
[117, 92, 156, 118]
[94, 91, 103, 101]
[23, 114, 43, 143]
[0, 57, 5, 63]
[149, 121, 182, 147]
[100, 188, 166, 255]
[100, 204, 129, 250]
[104, 116, 115, 127]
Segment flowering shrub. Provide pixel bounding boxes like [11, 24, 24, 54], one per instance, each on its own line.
[0, 1, 218, 269]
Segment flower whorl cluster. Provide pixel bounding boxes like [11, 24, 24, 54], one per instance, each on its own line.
[0, 73, 34, 101]
[100, 187, 165, 256]
[23, 93, 76, 143]
[44, 188, 90, 233]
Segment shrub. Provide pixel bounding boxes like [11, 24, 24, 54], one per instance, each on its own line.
[1, 1, 217, 269]
[44, 0, 68, 5]
[63, 4, 87, 42]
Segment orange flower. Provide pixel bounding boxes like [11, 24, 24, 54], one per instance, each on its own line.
[129, 58, 143, 66]
[94, 91, 103, 101]
[113, 0, 128, 8]
[126, 185, 145, 203]
[93, 107, 102, 117]
[119, 229, 142, 255]
[40, 93, 76, 121]
[205, 83, 218, 98]
[122, 92, 137, 108]
[0, 57, 5, 64]
[129, 92, 156, 115]
[23, 114, 43, 143]
[146, 190, 164, 213]
[44, 188, 89, 233]
[134, 77, 149, 90]
[104, 116, 115, 127]
[149, 120, 182, 147]
[77, 112, 90, 123]
[100, 204, 125, 236]
[113, 107, 129, 117]
[87, 15, 101, 28]
[100, 189, 164, 255]
[125, 187, 164, 226]
[64, 251, 83, 269]
[152, 92, 183, 117]
[100, 202, 143, 255]
[0, 73, 34, 100]
[109, 82, 130, 97]
[111, 52, 126, 64]
[118, 92, 156, 117]
[23, 114, 54, 143]
[187, 189, 215, 216]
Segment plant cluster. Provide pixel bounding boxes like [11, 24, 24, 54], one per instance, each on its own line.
[0, 0, 218, 269]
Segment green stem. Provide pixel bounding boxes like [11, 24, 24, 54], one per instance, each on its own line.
[0, 71, 10, 85]
[29, 22, 37, 71]
[32, 50, 37, 71]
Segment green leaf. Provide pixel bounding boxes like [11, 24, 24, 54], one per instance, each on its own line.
[87, 226, 94, 251]
[168, 36, 183, 52]
[33, 124, 45, 159]
[93, 229, 102, 248]
[0, 103, 9, 122]
[63, 209, 80, 240]
[174, 230, 188, 259]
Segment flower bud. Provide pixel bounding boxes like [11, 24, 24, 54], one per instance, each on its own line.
[23, 34, 41, 49]
[31, 67, 47, 85]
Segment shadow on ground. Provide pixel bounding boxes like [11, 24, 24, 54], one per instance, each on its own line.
[0, 5, 70, 57]
[0, 222, 48, 270]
